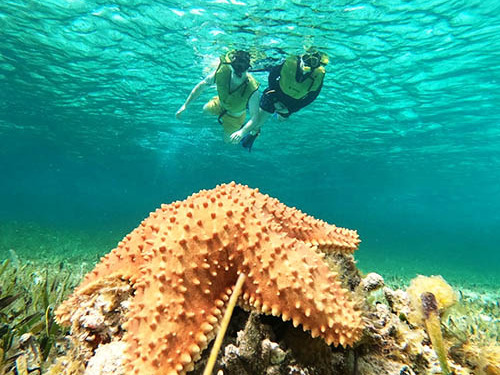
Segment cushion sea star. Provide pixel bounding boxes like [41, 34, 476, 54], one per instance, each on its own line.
[55, 182, 363, 375]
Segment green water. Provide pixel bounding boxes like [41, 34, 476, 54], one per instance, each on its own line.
[1, 0, 499, 289]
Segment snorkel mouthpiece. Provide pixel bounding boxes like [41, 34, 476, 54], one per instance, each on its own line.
[230, 50, 251, 76]
[300, 49, 328, 72]
[301, 62, 312, 73]
[232, 66, 245, 77]
[301, 52, 321, 71]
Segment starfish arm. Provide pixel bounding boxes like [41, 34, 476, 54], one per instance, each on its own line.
[55, 225, 149, 324]
[240, 232, 363, 347]
[122, 280, 230, 374]
[120, 234, 239, 375]
[261, 198, 361, 253]
[70, 224, 155, 292]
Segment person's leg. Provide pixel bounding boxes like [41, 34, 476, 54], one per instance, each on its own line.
[229, 89, 276, 144]
[248, 88, 275, 133]
[274, 101, 290, 122]
[251, 107, 272, 133]
[204, 96, 234, 142]
[238, 109, 270, 151]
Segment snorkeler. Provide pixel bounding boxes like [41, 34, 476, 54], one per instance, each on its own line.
[176, 50, 260, 144]
[230, 49, 328, 148]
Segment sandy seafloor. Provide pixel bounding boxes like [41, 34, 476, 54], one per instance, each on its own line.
[2, 219, 498, 292]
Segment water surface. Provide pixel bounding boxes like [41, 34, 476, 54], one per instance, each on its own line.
[1, 0, 499, 288]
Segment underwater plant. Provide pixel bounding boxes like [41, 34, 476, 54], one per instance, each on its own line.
[445, 289, 500, 375]
[406, 275, 457, 375]
[421, 291, 451, 375]
[0, 255, 87, 374]
[405, 275, 500, 375]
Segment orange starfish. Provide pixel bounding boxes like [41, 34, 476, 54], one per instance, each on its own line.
[56, 182, 363, 375]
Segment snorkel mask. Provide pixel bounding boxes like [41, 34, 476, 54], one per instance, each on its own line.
[300, 51, 329, 72]
[229, 50, 251, 77]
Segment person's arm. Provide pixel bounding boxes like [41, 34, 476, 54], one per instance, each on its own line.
[229, 64, 282, 144]
[247, 89, 260, 119]
[175, 72, 215, 119]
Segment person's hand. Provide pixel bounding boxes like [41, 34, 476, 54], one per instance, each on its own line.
[230, 129, 245, 144]
[175, 105, 186, 119]
[274, 102, 288, 114]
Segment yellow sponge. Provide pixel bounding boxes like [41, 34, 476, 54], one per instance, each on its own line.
[407, 275, 457, 325]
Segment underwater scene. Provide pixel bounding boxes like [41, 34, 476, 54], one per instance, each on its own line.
[0, 0, 499, 374]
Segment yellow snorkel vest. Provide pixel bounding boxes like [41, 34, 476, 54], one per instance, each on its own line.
[278, 55, 325, 100]
[214, 52, 259, 113]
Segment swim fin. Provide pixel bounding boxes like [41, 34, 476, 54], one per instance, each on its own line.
[240, 132, 259, 152]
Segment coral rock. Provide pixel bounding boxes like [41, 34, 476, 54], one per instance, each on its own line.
[84, 342, 126, 375]
[361, 272, 385, 293]
[55, 182, 363, 375]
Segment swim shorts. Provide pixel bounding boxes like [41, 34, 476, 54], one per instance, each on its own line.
[259, 87, 304, 118]
[204, 96, 246, 134]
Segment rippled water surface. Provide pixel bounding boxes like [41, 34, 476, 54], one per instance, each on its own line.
[1, 0, 499, 286]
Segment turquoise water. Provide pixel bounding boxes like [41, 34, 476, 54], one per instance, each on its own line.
[1, 0, 499, 288]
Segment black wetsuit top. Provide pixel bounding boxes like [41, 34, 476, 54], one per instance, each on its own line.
[259, 60, 323, 117]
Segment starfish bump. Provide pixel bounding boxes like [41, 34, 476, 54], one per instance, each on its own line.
[56, 182, 363, 375]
